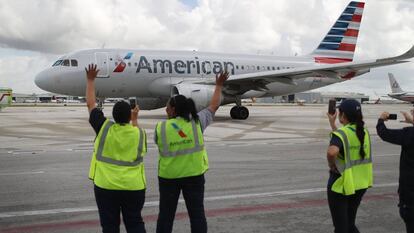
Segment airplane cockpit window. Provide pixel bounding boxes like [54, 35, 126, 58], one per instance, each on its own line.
[52, 60, 63, 66]
[62, 59, 70, 66]
[70, 60, 78, 67]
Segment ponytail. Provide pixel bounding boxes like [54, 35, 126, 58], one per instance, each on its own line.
[355, 112, 366, 158]
[169, 95, 199, 122]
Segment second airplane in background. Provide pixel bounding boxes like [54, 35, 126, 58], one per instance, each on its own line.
[35, 1, 414, 119]
[388, 73, 414, 104]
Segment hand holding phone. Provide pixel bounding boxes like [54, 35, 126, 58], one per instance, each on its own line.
[328, 99, 336, 115]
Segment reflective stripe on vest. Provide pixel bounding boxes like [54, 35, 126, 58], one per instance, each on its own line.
[96, 121, 144, 166]
[334, 128, 372, 174]
[160, 120, 204, 157]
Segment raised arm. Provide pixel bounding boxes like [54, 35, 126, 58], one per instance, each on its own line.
[85, 64, 99, 113]
[376, 112, 404, 145]
[208, 72, 229, 113]
[131, 106, 139, 128]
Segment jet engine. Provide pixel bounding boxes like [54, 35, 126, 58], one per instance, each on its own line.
[173, 83, 223, 111]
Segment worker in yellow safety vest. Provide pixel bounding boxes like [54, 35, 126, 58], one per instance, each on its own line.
[85, 64, 147, 233]
[154, 72, 229, 233]
[326, 99, 373, 233]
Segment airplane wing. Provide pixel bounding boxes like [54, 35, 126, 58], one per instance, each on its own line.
[194, 45, 414, 94]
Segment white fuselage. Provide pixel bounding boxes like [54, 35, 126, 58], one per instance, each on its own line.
[35, 49, 341, 104]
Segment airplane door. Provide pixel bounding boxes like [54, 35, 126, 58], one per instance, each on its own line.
[95, 52, 109, 78]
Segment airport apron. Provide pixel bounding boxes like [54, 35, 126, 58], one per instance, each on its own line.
[89, 119, 147, 190]
[156, 118, 208, 179]
[330, 124, 373, 195]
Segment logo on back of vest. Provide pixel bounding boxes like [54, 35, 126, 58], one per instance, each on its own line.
[171, 123, 187, 138]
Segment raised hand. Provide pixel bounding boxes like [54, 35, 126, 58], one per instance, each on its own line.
[85, 64, 100, 81]
[215, 71, 229, 87]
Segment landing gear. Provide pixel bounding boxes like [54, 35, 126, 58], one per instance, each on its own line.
[230, 106, 249, 120]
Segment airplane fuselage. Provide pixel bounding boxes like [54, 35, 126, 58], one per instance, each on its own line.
[35, 49, 340, 101]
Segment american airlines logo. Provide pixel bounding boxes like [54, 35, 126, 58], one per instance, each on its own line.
[392, 82, 400, 88]
[113, 52, 133, 72]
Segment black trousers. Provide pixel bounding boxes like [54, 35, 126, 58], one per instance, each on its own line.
[399, 203, 414, 233]
[327, 187, 366, 233]
[94, 185, 146, 233]
[156, 174, 207, 233]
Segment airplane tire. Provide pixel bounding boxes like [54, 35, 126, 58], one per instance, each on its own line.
[230, 106, 249, 120]
[230, 106, 239, 119]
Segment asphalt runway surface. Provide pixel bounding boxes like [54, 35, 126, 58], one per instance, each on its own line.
[0, 103, 412, 233]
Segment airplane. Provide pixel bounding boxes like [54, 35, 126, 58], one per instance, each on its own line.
[35, 1, 414, 120]
[387, 73, 414, 104]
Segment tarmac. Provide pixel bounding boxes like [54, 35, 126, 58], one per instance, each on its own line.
[0, 103, 413, 233]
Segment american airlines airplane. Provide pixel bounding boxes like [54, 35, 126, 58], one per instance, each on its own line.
[388, 73, 414, 104]
[35, 1, 414, 119]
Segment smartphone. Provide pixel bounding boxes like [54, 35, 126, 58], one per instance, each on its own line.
[129, 98, 136, 109]
[328, 99, 336, 115]
[388, 113, 397, 120]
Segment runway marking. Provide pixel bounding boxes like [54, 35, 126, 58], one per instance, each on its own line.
[0, 192, 398, 233]
[0, 171, 44, 176]
[0, 182, 398, 218]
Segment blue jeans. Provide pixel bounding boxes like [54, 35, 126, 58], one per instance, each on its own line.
[94, 185, 146, 233]
[156, 174, 207, 233]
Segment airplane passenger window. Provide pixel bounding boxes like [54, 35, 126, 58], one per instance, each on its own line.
[241, 66, 244, 70]
[272, 67, 275, 70]
[257, 66, 260, 70]
[236, 65, 239, 69]
[134, 62, 138, 66]
[267, 66, 270, 70]
[277, 67, 280, 70]
[52, 60, 63, 66]
[70, 60, 78, 67]
[62, 60, 70, 66]
[128, 62, 131, 67]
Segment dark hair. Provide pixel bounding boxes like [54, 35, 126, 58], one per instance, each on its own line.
[168, 95, 199, 122]
[112, 101, 131, 124]
[339, 108, 366, 158]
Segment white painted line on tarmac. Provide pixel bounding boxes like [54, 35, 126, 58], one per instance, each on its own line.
[0, 171, 45, 176]
[0, 182, 398, 218]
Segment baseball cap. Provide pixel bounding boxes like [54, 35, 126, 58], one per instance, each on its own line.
[338, 99, 361, 116]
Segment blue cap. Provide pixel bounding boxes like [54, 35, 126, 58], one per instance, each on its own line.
[338, 99, 361, 115]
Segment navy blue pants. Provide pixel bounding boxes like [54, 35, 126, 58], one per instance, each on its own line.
[156, 174, 207, 233]
[327, 172, 366, 233]
[94, 185, 146, 233]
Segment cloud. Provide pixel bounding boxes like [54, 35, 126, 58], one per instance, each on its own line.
[0, 0, 413, 94]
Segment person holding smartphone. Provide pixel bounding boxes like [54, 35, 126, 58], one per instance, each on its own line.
[377, 110, 414, 233]
[326, 99, 373, 233]
[86, 64, 147, 233]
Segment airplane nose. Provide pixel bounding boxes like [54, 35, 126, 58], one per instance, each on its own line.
[35, 69, 52, 92]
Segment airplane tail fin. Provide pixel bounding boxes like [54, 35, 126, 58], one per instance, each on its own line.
[311, 1, 365, 64]
[388, 73, 404, 93]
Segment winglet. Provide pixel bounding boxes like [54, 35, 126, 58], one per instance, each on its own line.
[396, 45, 414, 60]
[377, 45, 414, 63]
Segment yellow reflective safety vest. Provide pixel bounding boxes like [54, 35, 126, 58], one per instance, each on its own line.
[89, 119, 147, 190]
[330, 124, 373, 195]
[155, 117, 208, 179]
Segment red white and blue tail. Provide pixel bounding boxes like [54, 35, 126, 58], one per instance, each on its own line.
[311, 1, 365, 64]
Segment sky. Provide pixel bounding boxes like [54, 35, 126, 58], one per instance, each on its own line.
[0, 0, 413, 97]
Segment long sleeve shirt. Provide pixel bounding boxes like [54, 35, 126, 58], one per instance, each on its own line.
[376, 119, 414, 207]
